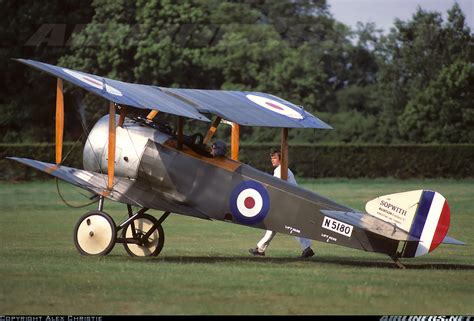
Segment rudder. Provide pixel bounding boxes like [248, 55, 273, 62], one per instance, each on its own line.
[365, 190, 450, 257]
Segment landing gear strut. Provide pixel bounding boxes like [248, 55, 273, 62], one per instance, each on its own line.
[118, 205, 170, 257]
[73, 197, 170, 257]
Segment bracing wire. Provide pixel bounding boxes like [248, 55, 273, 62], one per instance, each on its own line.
[55, 178, 98, 208]
[56, 138, 99, 208]
[55, 97, 101, 209]
[77, 108, 108, 187]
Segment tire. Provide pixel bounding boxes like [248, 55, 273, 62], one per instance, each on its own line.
[122, 214, 165, 257]
[73, 211, 116, 256]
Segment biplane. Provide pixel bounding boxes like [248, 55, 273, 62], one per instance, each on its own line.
[8, 59, 464, 266]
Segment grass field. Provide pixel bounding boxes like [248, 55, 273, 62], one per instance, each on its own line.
[0, 178, 473, 315]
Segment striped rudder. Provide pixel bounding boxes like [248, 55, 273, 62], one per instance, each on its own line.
[404, 191, 450, 257]
[365, 190, 450, 257]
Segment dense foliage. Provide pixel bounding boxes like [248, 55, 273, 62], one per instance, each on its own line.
[2, 143, 473, 180]
[1, 0, 472, 144]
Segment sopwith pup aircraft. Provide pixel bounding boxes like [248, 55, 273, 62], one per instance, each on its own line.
[8, 59, 464, 266]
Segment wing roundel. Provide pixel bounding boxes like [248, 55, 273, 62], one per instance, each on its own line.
[15, 58, 332, 129]
[15, 59, 209, 122]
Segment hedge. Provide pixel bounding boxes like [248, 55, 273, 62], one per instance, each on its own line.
[1, 143, 473, 181]
[238, 144, 474, 179]
[0, 143, 83, 181]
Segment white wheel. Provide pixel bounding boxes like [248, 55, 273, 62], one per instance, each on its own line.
[74, 211, 116, 256]
[122, 214, 164, 257]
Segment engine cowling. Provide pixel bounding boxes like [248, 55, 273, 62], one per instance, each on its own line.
[83, 115, 171, 179]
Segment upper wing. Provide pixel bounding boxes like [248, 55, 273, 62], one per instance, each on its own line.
[16, 59, 209, 122]
[161, 88, 332, 128]
[16, 59, 331, 129]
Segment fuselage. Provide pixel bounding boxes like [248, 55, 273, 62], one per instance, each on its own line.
[82, 115, 403, 257]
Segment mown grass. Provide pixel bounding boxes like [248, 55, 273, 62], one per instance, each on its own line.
[0, 179, 473, 315]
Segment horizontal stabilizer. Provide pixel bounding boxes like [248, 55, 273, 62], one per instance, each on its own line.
[442, 235, 465, 246]
[320, 209, 421, 242]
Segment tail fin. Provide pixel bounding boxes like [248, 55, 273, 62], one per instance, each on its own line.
[365, 190, 450, 257]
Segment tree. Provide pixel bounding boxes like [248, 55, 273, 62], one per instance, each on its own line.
[0, 0, 93, 142]
[373, 3, 473, 143]
[399, 60, 474, 143]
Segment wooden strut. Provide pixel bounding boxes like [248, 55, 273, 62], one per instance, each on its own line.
[146, 110, 159, 120]
[203, 116, 222, 145]
[107, 102, 116, 190]
[55, 78, 64, 165]
[218, 119, 240, 161]
[231, 122, 240, 161]
[177, 116, 184, 150]
[280, 127, 289, 181]
[118, 106, 128, 127]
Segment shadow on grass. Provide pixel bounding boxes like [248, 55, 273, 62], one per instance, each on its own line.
[109, 254, 474, 270]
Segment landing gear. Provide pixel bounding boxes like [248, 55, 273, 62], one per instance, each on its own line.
[72, 197, 170, 257]
[121, 214, 164, 257]
[73, 211, 117, 256]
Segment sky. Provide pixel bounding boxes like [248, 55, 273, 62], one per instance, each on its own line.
[327, 0, 473, 33]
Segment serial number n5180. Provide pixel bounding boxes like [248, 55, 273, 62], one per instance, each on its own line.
[322, 216, 353, 237]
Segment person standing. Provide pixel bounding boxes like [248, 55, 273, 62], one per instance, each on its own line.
[248, 149, 315, 258]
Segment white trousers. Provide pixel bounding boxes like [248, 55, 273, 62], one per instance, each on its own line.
[256, 230, 312, 252]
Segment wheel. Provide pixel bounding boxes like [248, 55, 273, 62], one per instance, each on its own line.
[122, 214, 165, 257]
[73, 211, 116, 256]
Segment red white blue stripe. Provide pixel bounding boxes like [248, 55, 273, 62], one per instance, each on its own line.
[409, 190, 450, 257]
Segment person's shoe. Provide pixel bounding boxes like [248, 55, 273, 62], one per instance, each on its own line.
[301, 247, 315, 258]
[249, 248, 265, 256]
